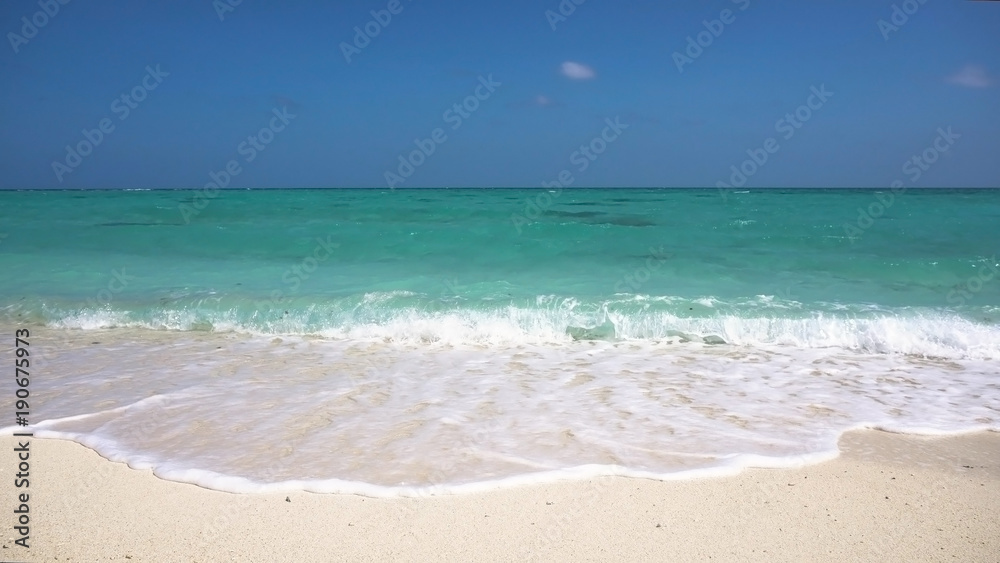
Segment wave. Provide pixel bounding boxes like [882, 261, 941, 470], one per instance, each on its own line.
[5, 292, 998, 358]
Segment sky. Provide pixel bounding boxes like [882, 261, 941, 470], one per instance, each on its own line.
[1, 0, 998, 189]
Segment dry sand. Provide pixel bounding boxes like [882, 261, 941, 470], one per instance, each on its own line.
[2, 430, 998, 562]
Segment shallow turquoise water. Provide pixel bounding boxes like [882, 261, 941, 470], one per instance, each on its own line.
[2, 188, 997, 352]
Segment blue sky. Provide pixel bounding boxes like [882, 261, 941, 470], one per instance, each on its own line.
[1, 0, 998, 189]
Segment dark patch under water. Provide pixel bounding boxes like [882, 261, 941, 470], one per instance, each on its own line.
[590, 216, 658, 227]
[544, 210, 605, 219]
[96, 222, 179, 227]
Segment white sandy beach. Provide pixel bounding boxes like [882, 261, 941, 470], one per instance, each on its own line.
[2, 430, 997, 562]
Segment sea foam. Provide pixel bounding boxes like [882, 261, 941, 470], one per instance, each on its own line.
[5, 326, 997, 496]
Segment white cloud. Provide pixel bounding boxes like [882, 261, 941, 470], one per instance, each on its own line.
[560, 61, 596, 80]
[946, 64, 992, 88]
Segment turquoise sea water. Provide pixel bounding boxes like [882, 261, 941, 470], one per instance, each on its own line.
[1, 188, 998, 493]
[3, 188, 999, 349]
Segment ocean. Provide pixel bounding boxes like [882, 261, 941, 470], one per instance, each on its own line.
[1, 188, 998, 495]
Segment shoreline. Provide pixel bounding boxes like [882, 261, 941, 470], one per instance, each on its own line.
[3, 430, 998, 561]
